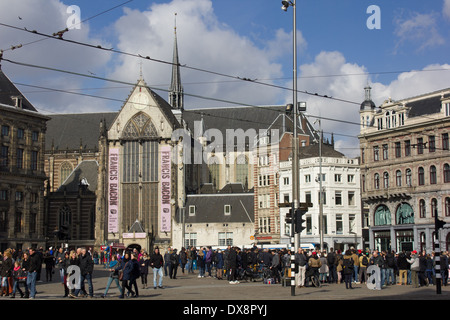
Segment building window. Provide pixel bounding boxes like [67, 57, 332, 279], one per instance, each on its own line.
[382, 144, 389, 160]
[0, 211, 7, 232]
[218, 232, 233, 246]
[348, 191, 355, 206]
[444, 164, 450, 183]
[431, 198, 438, 217]
[1, 125, 9, 137]
[362, 174, 366, 192]
[429, 136, 436, 152]
[16, 148, 24, 169]
[259, 217, 271, 234]
[348, 174, 354, 183]
[17, 128, 24, 140]
[15, 191, 23, 201]
[335, 191, 342, 205]
[396, 170, 402, 187]
[374, 173, 380, 190]
[419, 199, 426, 218]
[30, 150, 38, 170]
[0, 146, 8, 167]
[395, 142, 401, 158]
[29, 212, 37, 234]
[236, 155, 248, 186]
[31, 131, 39, 141]
[14, 211, 22, 233]
[305, 191, 311, 204]
[224, 205, 231, 215]
[417, 138, 424, 154]
[406, 169, 412, 187]
[0, 190, 7, 201]
[383, 172, 389, 189]
[445, 103, 450, 116]
[405, 140, 411, 156]
[185, 233, 197, 248]
[283, 177, 289, 186]
[335, 174, 342, 183]
[60, 162, 73, 184]
[445, 197, 450, 217]
[188, 205, 196, 216]
[336, 215, 343, 235]
[443, 133, 449, 150]
[418, 167, 425, 186]
[430, 165, 437, 184]
[373, 146, 379, 161]
[305, 174, 311, 183]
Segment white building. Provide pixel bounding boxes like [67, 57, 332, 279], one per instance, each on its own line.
[279, 143, 363, 252]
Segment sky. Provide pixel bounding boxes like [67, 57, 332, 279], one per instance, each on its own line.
[1, 0, 450, 157]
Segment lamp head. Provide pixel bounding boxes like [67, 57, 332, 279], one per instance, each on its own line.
[281, 0, 290, 11]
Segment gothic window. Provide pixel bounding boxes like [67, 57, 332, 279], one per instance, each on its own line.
[59, 204, 72, 228]
[121, 112, 157, 139]
[235, 154, 248, 187]
[208, 156, 220, 189]
[60, 161, 73, 184]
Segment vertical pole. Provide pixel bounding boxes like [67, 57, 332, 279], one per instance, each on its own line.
[435, 214, 441, 294]
[291, 0, 298, 296]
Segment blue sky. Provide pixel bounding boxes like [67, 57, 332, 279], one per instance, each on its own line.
[1, 0, 449, 156]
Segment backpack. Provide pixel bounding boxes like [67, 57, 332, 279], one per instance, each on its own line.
[361, 255, 369, 266]
[343, 257, 354, 269]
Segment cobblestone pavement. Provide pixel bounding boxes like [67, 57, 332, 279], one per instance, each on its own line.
[2, 264, 449, 301]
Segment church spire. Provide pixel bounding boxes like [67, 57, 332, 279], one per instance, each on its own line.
[169, 13, 184, 110]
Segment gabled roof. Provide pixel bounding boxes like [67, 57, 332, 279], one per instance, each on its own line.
[57, 160, 98, 192]
[183, 192, 254, 224]
[0, 68, 37, 112]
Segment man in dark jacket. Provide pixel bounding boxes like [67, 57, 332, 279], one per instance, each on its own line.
[150, 247, 164, 289]
[327, 248, 337, 284]
[72, 248, 94, 298]
[227, 247, 238, 284]
[26, 248, 41, 299]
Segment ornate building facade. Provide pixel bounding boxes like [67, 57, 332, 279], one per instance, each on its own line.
[0, 66, 49, 251]
[359, 86, 450, 253]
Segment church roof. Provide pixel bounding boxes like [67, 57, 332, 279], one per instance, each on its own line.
[57, 160, 98, 193]
[45, 112, 117, 151]
[0, 67, 37, 112]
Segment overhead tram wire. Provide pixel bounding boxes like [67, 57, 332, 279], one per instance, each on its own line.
[0, 0, 134, 53]
[5, 56, 446, 149]
[0, 22, 360, 107]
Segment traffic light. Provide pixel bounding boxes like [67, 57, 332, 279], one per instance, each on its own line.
[295, 208, 307, 234]
[285, 208, 293, 224]
[435, 217, 446, 230]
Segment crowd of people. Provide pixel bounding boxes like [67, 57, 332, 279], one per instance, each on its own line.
[0, 244, 448, 299]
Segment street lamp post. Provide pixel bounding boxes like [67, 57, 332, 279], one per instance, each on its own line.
[282, 0, 298, 297]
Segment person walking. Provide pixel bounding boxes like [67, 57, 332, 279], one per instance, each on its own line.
[26, 247, 40, 299]
[71, 248, 94, 298]
[295, 248, 307, 288]
[396, 251, 408, 285]
[342, 250, 354, 289]
[101, 255, 123, 298]
[128, 252, 140, 297]
[149, 247, 164, 289]
[1, 249, 13, 296]
[139, 252, 150, 289]
[10, 260, 27, 298]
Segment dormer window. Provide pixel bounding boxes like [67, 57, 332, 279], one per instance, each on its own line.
[224, 204, 231, 215]
[11, 96, 23, 109]
[188, 205, 196, 216]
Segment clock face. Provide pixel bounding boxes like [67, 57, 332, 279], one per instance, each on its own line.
[134, 93, 149, 110]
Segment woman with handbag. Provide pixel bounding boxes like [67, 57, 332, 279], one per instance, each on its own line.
[0, 249, 13, 296]
[101, 255, 123, 298]
[10, 260, 28, 298]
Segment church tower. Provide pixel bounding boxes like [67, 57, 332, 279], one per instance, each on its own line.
[169, 13, 184, 111]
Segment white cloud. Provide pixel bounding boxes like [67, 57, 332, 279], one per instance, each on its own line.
[444, 0, 450, 20]
[0, 0, 113, 113]
[108, 0, 285, 109]
[393, 11, 445, 53]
